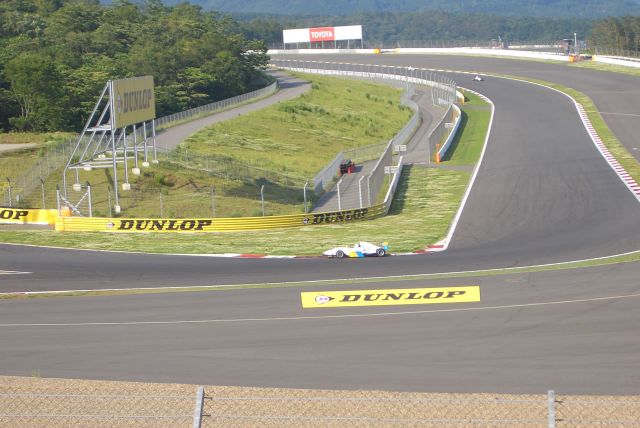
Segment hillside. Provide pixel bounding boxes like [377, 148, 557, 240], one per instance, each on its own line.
[169, 0, 640, 19]
[237, 11, 594, 46]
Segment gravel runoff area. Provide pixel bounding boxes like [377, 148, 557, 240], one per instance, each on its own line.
[1, 376, 638, 427]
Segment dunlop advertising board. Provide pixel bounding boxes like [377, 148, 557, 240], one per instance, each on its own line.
[0, 208, 60, 225]
[55, 206, 386, 232]
[111, 76, 156, 128]
[301, 286, 480, 308]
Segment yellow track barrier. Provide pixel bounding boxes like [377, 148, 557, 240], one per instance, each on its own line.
[54, 205, 387, 232]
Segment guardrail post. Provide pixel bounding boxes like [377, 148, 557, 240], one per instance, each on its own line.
[193, 386, 205, 428]
[303, 181, 309, 213]
[40, 178, 46, 209]
[211, 187, 215, 217]
[6, 177, 12, 207]
[547, 390, 556, 428]
[87, 182, 92, 217]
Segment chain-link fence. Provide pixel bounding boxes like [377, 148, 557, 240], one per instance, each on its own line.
[592, 46, 640, 60]
[0, 392, 198, 427]
[557, 395, 640, 427]
[158, 145, 308, 189]
[3, 383, 638, 427]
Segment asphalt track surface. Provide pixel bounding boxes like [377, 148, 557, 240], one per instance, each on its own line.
[1, 55, 639, 394]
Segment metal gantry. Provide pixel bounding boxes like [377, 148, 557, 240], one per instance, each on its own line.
[63, 81, 158, 214]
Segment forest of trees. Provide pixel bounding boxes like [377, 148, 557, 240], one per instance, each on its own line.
[0, 0, 269, 132]
[590, 16, 640, 52]
[1, 0, 638, 133]
[170, 0, 640, 20]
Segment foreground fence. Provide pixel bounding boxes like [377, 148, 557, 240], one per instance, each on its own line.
[2, 385, 638, 427]
[0, 391, 199, 428]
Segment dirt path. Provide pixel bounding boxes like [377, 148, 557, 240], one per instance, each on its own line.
[0, 143, 37, 154]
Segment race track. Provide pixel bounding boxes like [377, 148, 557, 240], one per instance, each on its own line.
[1, 54, 639, 394]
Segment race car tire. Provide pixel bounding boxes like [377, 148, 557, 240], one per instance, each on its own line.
[376, 248, 386, 257]
[336, 250, 346, 259]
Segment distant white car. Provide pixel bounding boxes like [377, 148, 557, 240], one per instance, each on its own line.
[323, 241, 389, 258]
[473, 75, 484, 81]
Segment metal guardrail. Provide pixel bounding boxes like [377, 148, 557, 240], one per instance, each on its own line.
[155, 81, 278, 130]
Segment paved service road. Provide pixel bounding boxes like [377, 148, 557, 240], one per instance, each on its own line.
[1, 55, 639, 394]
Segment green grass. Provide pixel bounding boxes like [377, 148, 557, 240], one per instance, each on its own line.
[45, 161, 308, 218]
[0, 133, 74, 185]
[183, 73, 413, 178]
[0, 132, 73, 145]
[440, 91, 490, 165]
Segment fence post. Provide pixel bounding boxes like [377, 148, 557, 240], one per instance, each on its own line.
[87, 182, 93, 217]
[193, 386, 205, 428]
[547, 390, 556, 428]
[40, 179, 46, 209]
[6, 178, 11, 207]
[337, 178, 343, 211]
[303, 181, 309, 213]
[56, 185, 60, 213]
[261, 185, 265, 216]
[211, 186, 216, 217]
[358, 176, 365, 208]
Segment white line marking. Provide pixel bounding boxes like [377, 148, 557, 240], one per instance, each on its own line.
[1, 292, 638, 327]
[0, 270, 31, 275]
[432, 88, 495, 251]
[2, 248, 639, 297]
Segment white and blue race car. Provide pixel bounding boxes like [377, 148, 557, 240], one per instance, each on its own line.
[323, 241, 388, 258]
